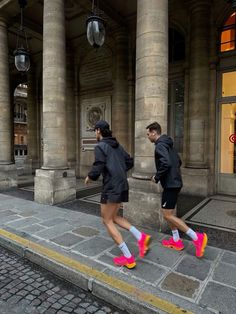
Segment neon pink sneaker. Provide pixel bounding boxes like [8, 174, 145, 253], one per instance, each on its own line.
[193, 232, 208, 258]
[138, 233, 151, 258]
[162, 237, 184, 251]
[113, 255, 136, 269]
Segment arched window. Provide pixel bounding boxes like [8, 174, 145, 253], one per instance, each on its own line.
[220, 12, 236, 52]
[169, 28, 185, 63]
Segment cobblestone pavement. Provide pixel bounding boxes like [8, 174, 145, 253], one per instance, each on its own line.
[0, 246, 127, 314]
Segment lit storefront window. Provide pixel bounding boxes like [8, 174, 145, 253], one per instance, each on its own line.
[220, 103, 236, 174]
[220, 12, 236, 52]
[222, 71, 236, 96]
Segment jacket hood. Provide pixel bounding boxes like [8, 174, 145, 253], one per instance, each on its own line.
[155, 134, 173, 148]
[101, 137, 119, 148]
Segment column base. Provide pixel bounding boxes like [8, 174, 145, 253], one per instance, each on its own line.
[34, 168, 76, 205]
[0, 164, 17, 190]
[124, 178, 169, 232]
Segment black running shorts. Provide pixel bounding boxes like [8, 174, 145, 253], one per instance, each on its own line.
[101, 190, 129, 204]
[161, 188, 181, 209]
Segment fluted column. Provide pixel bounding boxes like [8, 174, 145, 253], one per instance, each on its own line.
[0, 17, 17, 189]
[124, 0, 168, 230]
[186, 0, 210, 168]
[34, 0, 76, 204]
[134, 0, 168, 177]
[112, 29, 129, 150]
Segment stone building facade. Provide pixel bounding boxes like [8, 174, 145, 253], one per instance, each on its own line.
[0, 0, 235, 228]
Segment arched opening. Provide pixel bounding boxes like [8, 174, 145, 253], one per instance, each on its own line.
[168, 28, 186, 154]
[220, 12, 236, 52]
[14, 83, 28, 169]
[169, 27, 185, 63]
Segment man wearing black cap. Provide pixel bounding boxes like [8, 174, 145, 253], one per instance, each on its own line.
[85, 120, 151, 269]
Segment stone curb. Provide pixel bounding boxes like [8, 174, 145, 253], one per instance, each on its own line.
[0, 228, 210, 314]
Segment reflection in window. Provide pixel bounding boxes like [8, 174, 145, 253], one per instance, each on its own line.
[220, 103, 236, 174]
[220, 12, 236, 52]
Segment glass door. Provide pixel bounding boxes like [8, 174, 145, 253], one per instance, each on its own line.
[218, 102, 236, 195]
[218, 71, 236, 195]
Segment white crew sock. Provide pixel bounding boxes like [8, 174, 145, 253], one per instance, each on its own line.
[186, 228, 198, 241]
[172, 229, 180, 242]
[118, 242, 132, 258]
[129, 226, 142, 241]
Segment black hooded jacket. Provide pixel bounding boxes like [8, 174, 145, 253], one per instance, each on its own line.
[154, 135, 183, 189]
[88, 137, 134, 194]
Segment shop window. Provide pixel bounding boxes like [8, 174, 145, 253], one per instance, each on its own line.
[168, 80, 184, 153]
[220, 103, 236, 174]
[220, 12, 236, 52]
[222, 71, 236, 96]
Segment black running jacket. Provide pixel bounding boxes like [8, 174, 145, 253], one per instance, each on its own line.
[88, 137, 134, 194]
[153, 135, 183, 189]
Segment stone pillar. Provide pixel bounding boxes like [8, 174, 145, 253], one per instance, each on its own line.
[186, 0, 210, 168]
[0, 17, 17, 189]
[66, 48, 76, 169]
[124, 0, 168, 230]
[74, 64, 80, 177]
[112, 29, 129, 150]
[208, 16, 218, 195]
[26, 68, 39, 173]
[34, 0, 76, 204]
[181, 0, 210, 196]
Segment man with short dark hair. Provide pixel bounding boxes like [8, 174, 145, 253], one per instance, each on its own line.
[85, 120, 151, 268]
[146, 121, 207, 258]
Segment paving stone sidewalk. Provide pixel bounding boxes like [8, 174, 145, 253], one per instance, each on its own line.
[0, 193, 235, 314]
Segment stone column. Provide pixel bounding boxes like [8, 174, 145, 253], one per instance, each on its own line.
[0, 17, 17, 189]
[208, 16, 218, 195]
[26, 68, 39, 173]
[112, 28, 129, 151]
[124, 0, 168, 230]
[181, 0, 210, 196]
[186, 0, 210, 168]
[74, 64, 80, 177]
[66, 48, 76, 169]
[34, 0, 76, 204]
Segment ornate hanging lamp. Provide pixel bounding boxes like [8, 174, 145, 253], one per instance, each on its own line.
[14, 0, 30, 72]
[86, 0, 106, 48]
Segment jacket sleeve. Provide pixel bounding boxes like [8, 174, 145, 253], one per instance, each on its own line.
[88, 145, 106, 181]
[121, 147, 134, 171]
[154, 143, 171, 183]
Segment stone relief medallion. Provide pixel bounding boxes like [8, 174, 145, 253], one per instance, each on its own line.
[86, 106, 103, 131]
[86, 104, 106, 132]
[80, 97, 111, 145]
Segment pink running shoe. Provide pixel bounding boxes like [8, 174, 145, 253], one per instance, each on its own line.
[162, 237, 184, 251]
[113, 255, 136, 269]
[138, 233, 151, 258]
[193, 232, 208, 258]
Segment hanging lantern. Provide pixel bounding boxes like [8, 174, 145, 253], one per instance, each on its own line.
[86, 0, 106, 48]
[14, 0, 30, 72]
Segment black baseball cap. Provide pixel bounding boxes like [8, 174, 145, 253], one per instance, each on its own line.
[94, 120, 110, 130]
